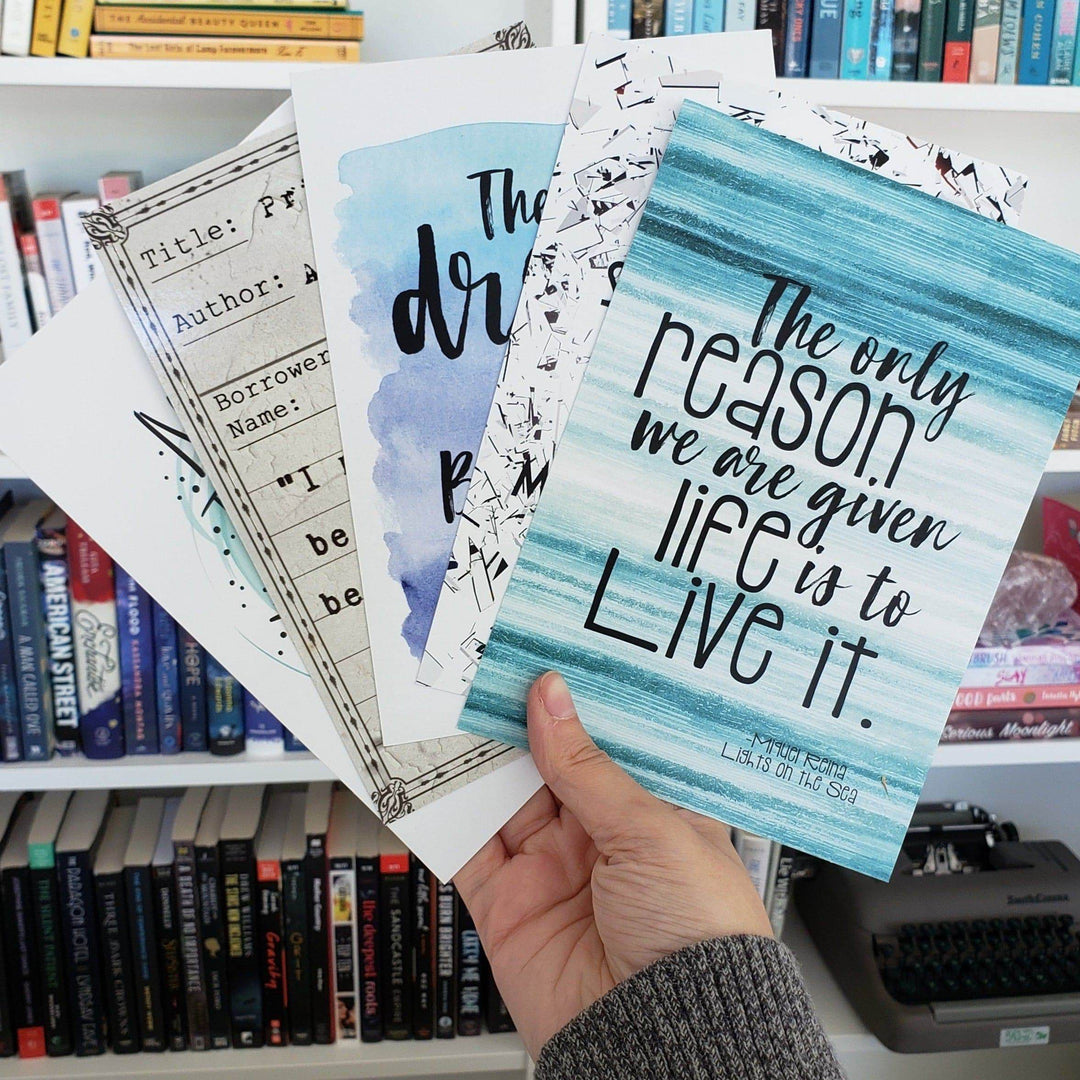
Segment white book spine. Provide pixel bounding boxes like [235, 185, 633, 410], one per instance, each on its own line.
[18, 234, 52, 332]
[0, 0, 34, 55]
[732, 830, 776, 902]
[61, 196, 103, 294]
[0, 201, 33, 351]
[33, 200, 77, 314]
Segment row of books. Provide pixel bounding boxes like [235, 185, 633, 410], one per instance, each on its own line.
[731, 828, 815, 939]
[0, 781, 510, 1058]
[0, 168, 142, 360]
[0, 0, 362, 63]
[0, 496, 303, 760]
[609, 0, 1080, 83]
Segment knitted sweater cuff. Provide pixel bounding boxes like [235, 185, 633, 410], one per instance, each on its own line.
[534, 935, 844, 1080]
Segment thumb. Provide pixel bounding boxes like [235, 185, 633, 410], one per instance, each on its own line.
[527, 671, 662, 851]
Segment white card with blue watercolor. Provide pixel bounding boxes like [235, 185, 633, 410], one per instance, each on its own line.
[458, 100, 1080, 880]
[293, 48, 590, 744]
[420, 63, 1030, 715]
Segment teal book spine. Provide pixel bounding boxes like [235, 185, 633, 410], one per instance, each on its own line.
[871, 0, 897, 74]
[1049, 0, 1079, 81]
[842, 0, 874, 75]
[996, 0, 1023, 79]
[693, 0, 727, 30]
[607, 0, 632, 35]
[665, 0, 694, 32]
[725, 0, 757, 28]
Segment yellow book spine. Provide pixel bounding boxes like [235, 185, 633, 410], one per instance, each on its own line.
[29, 0, 64, 56]
[94, 0, 347, 8]
[56, 0, 95, 57]
[92, 6, 363, 39]
[89, 34, 360, 60]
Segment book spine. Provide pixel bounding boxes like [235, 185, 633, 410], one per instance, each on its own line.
[996, 0, 1024, 79]
[5, 545, 54, 761]
[0, 920, 12, 1057]
[28, 851, 72, 1055]
[29, 0, 62, 54]
[607, 0, 633, 35]
[307, 832, 333, 1044]
[3, 866, 45, 1057]
[282, 856, 312, 1045]
[964, 641, 1080, 668]
[733, 831, 775, 901]
[97, 173, 142, 203]
[284, 727, 307, 752]
[726, 0, 759, 27]
[67, 525, 123, 759]
[0, 555, 23, 761]
[255, 858, 286, 1046]
[178, 629, 207, 752]
[1018, 0, 1052, 79]
[783, 0, 812, 73]
[88, 34, 360, 60]
[961, 662, 1080, 687]
[664, 0, 694, 32]
[243, 689, 283, 756]
[93, 0, 348, 7]
[841, 0, 874, 76]
[409, 857, 434, 1040]
[56, 0, 94, 56]
[17, 233, 52, 332]
[1049, 0, 1079, 81]
[871, 0, 896, 74]
[151, 601, 181, 754]
[953, 683, 1080, 709]
[434, 881, 455, 1039]
[92, 6, 365, 37]
[151, 862, 186, 1051]
[483, 956, 515, 1033]
[59, 198, 101, 292]
[220, 838, 262, 1047]
[205, 654, 244, 755]
[970, 0, 1004, 78]
[58, 851, 105, 1055]
[630, 0, 666, 36]
[891, 0, 923, 76]
[114, 567, 158, 754]
[0, 185, 34, 347]
[357, 853, 381, 1042]
[1, 0, 35, 59]
[455, 894, 482, 1037]
[918, 0, 948, 75]
[30, 199, 75, 311]
[693, 0, 726, 29]
[809, 0, 844, 75]
[943, 0, 975, 78]
[93, 872, 139, 1053]
[195, 842, 231, 1049]
[943, 707, 1080, 740]
[380, 850, 410, 1039]
[756, 0, 788, 71]
[329, 853, 358, 1040]
[125, 864, 164, 1051]
[173, 841, 210, 1050]
[767, 848, 796, 939]
[37, 530, 78, 756]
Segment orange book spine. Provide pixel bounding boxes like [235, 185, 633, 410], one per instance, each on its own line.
[88, 33, 360, 60]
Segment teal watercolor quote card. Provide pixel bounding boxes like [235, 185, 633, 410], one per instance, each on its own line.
[458, 100, 1080, 879]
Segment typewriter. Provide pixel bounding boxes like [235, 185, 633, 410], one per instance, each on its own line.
[795, 802, 1080, 1053]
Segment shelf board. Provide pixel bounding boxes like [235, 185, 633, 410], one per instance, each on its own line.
[0, 1033, 527, 1077]
[931, 737, 1080, 768]
[0, 749, 332, 790]
[776, 77, 1080, 112]
[0, 56, 347, 91]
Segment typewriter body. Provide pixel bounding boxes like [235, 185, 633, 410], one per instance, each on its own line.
[796, 802, 1080, 1053]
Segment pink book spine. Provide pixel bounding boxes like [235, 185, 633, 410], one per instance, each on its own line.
[97, 171, 143, 204]
[952, 683, 1080, 711]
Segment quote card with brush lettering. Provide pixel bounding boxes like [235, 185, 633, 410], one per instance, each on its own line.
[459, 100, 1080, 880]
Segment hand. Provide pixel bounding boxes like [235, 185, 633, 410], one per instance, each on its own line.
[454, 670, 773, 1059]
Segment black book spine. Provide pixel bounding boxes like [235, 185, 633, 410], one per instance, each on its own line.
[3, 865, 45, 1057]
[93, 871, 140, 1054]
[329, 854, 357, 1040]
[482, 954, 515, 1033]
[410, 857, 434, 1039]
[282, 856, 312, 1045]
[30, 862, 72, 1055]
[357, 853, 381, 1042]
[125, 864, 165, 1051]
[195, 841, 231, 1049]
[174, 841, 210, 1049]
[255, 863, 286, 1047]
[221, 838, 262, 1047]
[456, 893, 482, 1037]
[380, 854, 410, 1040]
[151, 861, 186, 1051]
[434, 880, 456, 1039]
[756, 0, 788, 73]
[0, 907, 13, 1056]
[58, 851, 106, 1055]
[306, 833, 332, 1044]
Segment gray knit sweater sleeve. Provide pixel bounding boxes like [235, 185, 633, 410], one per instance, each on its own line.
[534, 935, 844, 1080]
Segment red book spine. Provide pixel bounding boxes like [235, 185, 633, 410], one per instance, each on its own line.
[942, 40, 971, 79]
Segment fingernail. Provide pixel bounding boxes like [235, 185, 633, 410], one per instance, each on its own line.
[540, 671, 576, 719]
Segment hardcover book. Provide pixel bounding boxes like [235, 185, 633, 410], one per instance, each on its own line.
[409, 855, 435, 1039]
[88, 34, 361, 62]
[918, 0, 948, 76]
[30, 195, 76, 313]
[193, 787, 231, 1049]
[0, 170, 34, 352]
[304, 781, 334, 1044]
[243, 689, 284, 756]
[996, 0, 1023, 78]
[254, 791, 289, 1046]
[970, 0, 1004, 78]
[357, 807, 382, 1042]
[124, 797, 166, 1051]
[871, 0, 896, 76]
[693, 0, 726, 29]
[0, 791, 22, 1058]
[891, 0, 923, 77]
[92, 6, 365, 37]
[114, 566, 158, 754]
[18, 233, 51, 332]
[1018, 0, 1052, 80]
[0, 492, 21, 761]
[841, 0, 874, 76]
[178, 628, 207, 752]
[434, 879, 455, 1039]
[281, 793, 312, 1045]
[943, 0, 976, 78]
[458, 101, 1080, 881]
[943, 706, 1080, 740]
[151, 600, 181, 754]
[327, 789, 361, 1040]
[379, 827, 411, 1039]
[150, 797, 186, 1051]
[455, 892, 482, 1036]
[810, 0, 845, 75]
[1049, 0, 1079, 82]
[205, 653, 243, 755]
[171, 786, 210, 1049]
[61, 195, 102, 293]
[36, 509, 78, 754]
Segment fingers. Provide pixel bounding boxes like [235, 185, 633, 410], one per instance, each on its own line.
[527, 671, 661, 852]
[672, 806, 738, 857]
[453, 832, 507, 928]
[498, 785, 559, 856]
